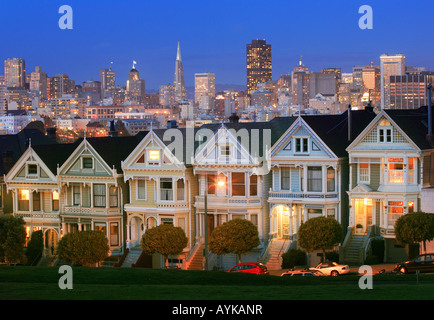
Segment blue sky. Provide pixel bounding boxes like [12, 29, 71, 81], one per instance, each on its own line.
[1, 0, 433, 90]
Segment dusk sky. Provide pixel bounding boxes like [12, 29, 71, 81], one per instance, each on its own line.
[1, 0, 433, 90]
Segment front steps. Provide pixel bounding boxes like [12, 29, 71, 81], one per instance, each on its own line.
[341, 233, 368, 265]
[263, 239, 289, 271]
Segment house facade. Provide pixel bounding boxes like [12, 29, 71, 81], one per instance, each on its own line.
[345, 106, 434, 262]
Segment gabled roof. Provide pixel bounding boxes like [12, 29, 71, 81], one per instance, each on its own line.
[301, 109, 377, 157]
[385, 106, 433, 150]
[0, 129, 57, 176]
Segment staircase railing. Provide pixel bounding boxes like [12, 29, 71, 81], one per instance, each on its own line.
[258, 239, 273, 264]
[113, 248, 129, 267]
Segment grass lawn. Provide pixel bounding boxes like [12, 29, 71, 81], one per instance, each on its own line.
[1, 266, 434, 300]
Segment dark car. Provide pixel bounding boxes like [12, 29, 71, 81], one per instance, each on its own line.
[226, 262, 269, 275]
[281, 270, 324, 277]
[394, 253, 434, 274]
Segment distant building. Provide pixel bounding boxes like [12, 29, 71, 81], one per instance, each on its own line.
[47, 74, 75, 100]
[126, 63, 145, 103]
[159, 83, 175, 107]
[195, 72, 215, 109]
[246, 39, 272, 93]
[4, 58, 25, 88]
[291, 57, 311, 107]
[380, 53, 405, 109]
[29, 66, 48, 100]
[389, 72, 434, 109]
[362, 64, 381, 106]
[0, 76, 6, 116]
[82, 80, 102, 104]
[99, 67, 116, 91]
[47, 94, 86, 119]
[122, 118, 159, 135]
[174, 42, 187, 102]
[0, 114, 43, 134]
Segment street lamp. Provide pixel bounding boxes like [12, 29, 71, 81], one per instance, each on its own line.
[204, 176, 225, 271]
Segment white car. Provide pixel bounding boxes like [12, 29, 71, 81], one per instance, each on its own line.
[309, 261, 350, 276]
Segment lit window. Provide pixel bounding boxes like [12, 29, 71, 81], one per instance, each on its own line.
[388, 158, 404, 183]
[52, 190, 60, 211]
[148, 150, 160, 166]
[359, 163, 370, 183]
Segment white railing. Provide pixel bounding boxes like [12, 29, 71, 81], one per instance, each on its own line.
[62, 206, 121, 215]
[268, 191, 338, 199]
[195, 196, 262, 206]
[14, 212, 60, 219]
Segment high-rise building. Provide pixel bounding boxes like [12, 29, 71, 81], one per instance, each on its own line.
[47, 74, 75, 100]
[0, 76, 7, 116]
[362, 64, 381, 106]
[380, 53, 405, 109]
[126, 62, 145, 103]
[174, 42, 187, 102]
[246, 39, 272, 93]
[389, 71, 434, 109]
[29, 66, 48, 100]
[159, 83, 175, 106]
[4, 58, 25, 88]
[99, 67, 116, 90]
[291, 56, 311, 107]
[195, 72, 215, 110]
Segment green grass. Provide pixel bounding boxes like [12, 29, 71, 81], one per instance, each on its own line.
[1, 266, 434, 300]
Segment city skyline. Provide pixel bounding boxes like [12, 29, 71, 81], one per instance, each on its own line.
[1, 1, 434, 90]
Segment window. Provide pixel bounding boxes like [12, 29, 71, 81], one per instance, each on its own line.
[33, 192, 41, 211]
[308, 167, 322, 192]
[295, 138, 308, 153]
[388, 158, 404, 183]
[308, 208, 322, 219]
[82, 157, 93, 169]
[148, 150, 160, 166]
[359, 163, 370, 183]
[93, 184, 106, 207]
[161, 217, 174, 225]
[160, 178, 173, 201]
[73, 185, 80, 206]
[388, 201, 403, 226]
[231, 172, 245, 196]
[52, 191, 59, 211]
[326, 208, 336, 219]
[177, 179, 185, 201]
[219, 145, 231, 157]
[280, 168, 290, 191]
[327, 167, 335, 192]
[109, 186, 118, 207]
[137, 180, 146, 200]
[110, 222, 119, 246]
[27, 164, 38, 175]
[408, 158, 415, 183]
[207, 174, 216, 195]
[82, 185, 91, 207]
[379, 128, 392, 143]
[18, 189, 30, 211]
[94, 223, 106, 234]
[250, 175, 258, 196]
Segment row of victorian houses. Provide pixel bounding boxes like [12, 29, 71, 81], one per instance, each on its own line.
[1, 105, 434, 269]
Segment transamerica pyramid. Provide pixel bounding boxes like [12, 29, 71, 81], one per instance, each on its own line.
[174, 41, 187, 102]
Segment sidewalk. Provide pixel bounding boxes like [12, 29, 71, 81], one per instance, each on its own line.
[268, 263, 397, 276]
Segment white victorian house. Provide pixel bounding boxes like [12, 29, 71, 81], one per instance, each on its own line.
[345, 106, 434, 262]
[267, 109, 376, 266]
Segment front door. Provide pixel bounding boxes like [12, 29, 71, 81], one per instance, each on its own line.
[355, 199, 372, 233]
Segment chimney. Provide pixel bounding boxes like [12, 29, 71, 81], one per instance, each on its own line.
[427, 84, 433, 147]
[347, 104, 351, 142]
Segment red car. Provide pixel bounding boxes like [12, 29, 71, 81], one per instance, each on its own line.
[226, 262, 269, 275]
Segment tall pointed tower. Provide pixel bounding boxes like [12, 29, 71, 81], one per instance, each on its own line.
[174, 42, 187, 102]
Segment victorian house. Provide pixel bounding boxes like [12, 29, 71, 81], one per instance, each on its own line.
[267, 109, 376, 266]
[121, 128, 198, 268]
[344, 106, 434, 263]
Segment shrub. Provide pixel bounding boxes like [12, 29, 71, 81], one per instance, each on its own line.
[281, 249, 306, 269]
[57, 230, 109, 266]
[25, 230, 43, 265]
[371, 239, 385, 262]
[0, 215, 26, 265]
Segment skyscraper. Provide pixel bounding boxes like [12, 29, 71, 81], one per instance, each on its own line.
[389, 71, 434, 109]
[174, 42, 187, 102]
[0, 76, 7, 116]
[246, 39, 271, 93]
[195, 72, 215, 110]
[99, 66, 116, 91]
[126, 62, 145, 103]
[4, 58, 25, 88]
[380, 54, 405, 109]
[30, 66, 48, 100]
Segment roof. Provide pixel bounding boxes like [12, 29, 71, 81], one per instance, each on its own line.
[385, 106, 433, 150]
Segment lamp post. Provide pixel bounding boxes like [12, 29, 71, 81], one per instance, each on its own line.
[204, 176, 225, 271]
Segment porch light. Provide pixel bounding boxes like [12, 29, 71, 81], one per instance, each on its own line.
[216, 180, 225, 187]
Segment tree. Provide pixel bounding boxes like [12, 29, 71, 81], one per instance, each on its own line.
[141, 224, 188, 268]
[209, 219, 260, 264]
[298, 216, 344, 263]
[25, 230, 43, 265]
[0, 216, 26, 265]
[57, 230, 109, 266]
[395, 212, 434, 254]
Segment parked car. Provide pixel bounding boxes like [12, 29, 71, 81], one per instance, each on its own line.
[226, 262, 269, 275]
[394, 253, 434, 274]
[309, 261, 350, 276]
[281, 270, 324, 277]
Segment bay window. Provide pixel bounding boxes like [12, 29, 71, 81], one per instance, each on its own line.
[307, 167, 322, 192]
[231, 172, 245, 196]
[160, 178, 173, 201]
[93, 184, 106, 207]
[18, 189, 30, 211]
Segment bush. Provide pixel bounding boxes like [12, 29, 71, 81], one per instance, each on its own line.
[0, 215, 26, 265]
[57, 230, 109, 266]
[281, 249, 307, 269]
[25, 230, 43, 265]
